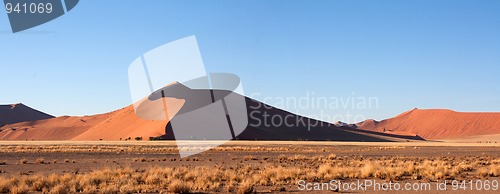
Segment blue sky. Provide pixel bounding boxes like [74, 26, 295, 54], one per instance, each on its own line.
[1, 0, 499, 123]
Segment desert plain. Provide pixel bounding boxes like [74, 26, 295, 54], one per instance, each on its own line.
[0, 140, 499, 194]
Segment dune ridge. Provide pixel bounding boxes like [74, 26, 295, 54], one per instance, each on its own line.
[0, 95, 422, 142]
[357, 108, 500, 139]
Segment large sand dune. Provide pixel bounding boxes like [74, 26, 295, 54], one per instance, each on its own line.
[357, 108, 500, 139]
[0, 103, 54, 127]
[0, 90, 421, 142]
[0, 106, 166, 141]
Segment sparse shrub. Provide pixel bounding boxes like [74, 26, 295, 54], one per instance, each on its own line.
[100, 184, 120, 194]
[237, 180, 254, 194]
[0, 178, 14, 193]
[10, 183, 29, 194]
[36, 158, 45, 164]
[133, 158, 147, 162]
[327, 154, 337, 160]
[478, 167, 489, 177]
[50, 184, 69, 194]
[20, 158, 28, 164]
[33, 178, 51, 191]
[135, 137, 143, 141]
[291, 155, 307, 161]
[489, 164, 500, 176]
[169, 179, 190, 193]
[244, 155, 256, 161]
[149, 136, 166, 141]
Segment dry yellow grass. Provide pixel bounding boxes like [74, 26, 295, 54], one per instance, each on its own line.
[0, 144, 304, 154]
[0, 156, 496, 193]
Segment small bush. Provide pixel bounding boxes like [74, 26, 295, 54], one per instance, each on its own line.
[0, 178, 13, 193]
[169, 180, 190, 193]
[36, 158, 45, 164]
[243, 155, 256, 161]
[237, 180, 254, 194]
[327, 154, 337, 160]
[133, 158, 147, 162]
[149, 135, 166, 141]
[50, 184, 69, 194]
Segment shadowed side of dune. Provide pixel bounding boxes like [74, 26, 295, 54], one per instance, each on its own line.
[0, 103, 54, 127]
[164, 91, 422, 142]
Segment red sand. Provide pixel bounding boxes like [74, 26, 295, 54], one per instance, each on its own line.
[0, 105, 167, 141]
[357, 108, 500, 139]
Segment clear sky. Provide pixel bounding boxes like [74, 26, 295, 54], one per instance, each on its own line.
[1, 0, 499, 123]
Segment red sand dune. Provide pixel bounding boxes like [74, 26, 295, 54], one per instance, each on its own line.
[0, 84, 423, 142]
[72, 105, 169, 141]
[0, 103, 54, 127]
[0, 97, 422, 142]
[0, 105, 168, 141]
[357, 108, 500, 139]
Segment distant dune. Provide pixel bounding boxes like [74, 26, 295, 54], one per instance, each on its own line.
[0, 106, 165, 141]
[356, 108, 500, 139]
[0, 103, 54, 127]
[0, 90, 421, 142]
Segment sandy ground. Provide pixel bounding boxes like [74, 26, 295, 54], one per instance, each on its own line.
[0, 141, 499, 193]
